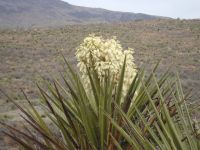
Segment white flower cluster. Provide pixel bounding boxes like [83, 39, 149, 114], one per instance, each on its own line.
[76, 34, 137, 97]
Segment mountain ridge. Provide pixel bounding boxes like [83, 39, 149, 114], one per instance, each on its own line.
[0, 0, 163, 28]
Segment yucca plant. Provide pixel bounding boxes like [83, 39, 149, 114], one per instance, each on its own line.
[1, 35, 200, 149]
[1, 58, 200, 150]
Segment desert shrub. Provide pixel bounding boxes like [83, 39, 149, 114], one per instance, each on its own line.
[1, 35, 200, 150]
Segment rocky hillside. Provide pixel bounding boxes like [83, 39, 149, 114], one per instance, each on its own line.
[0, 0, 160, 28]
[0, 19, 200, 149]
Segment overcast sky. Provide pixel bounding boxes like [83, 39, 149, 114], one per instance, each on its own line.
[62, 0, 200, 19]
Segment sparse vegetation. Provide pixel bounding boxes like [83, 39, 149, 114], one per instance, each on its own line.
[1, 36, 200, 149]
[0, 19, 200, 149]
[0, 19, 199, 102]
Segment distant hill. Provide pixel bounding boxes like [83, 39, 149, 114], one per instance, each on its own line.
[0, 0, 162, 28]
